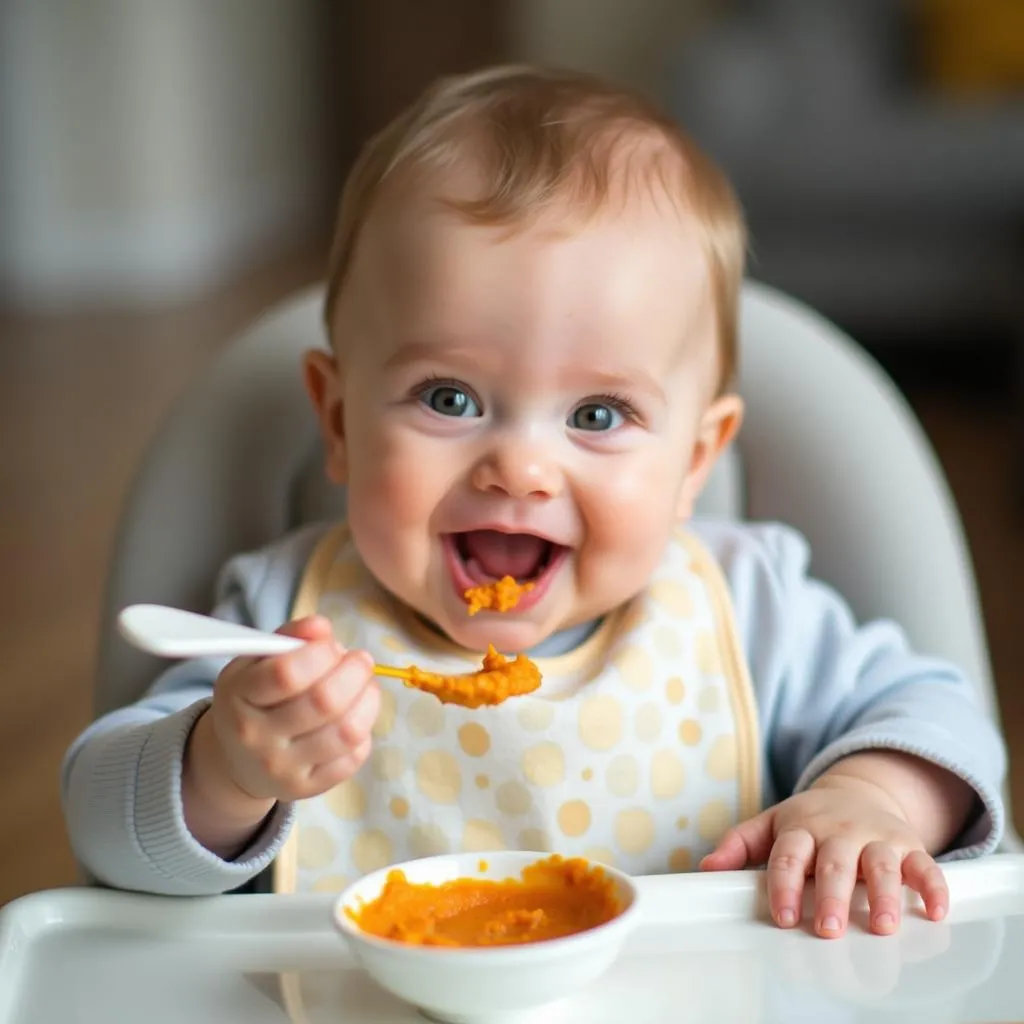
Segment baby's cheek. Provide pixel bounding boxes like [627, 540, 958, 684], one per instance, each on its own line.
[577, 473, 675, 595]
[346, 430, 459, 593]
[350, 428, 441, 527]
[345, 446, 416, 564]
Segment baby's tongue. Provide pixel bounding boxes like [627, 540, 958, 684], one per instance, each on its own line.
[462, 530, 545, 582]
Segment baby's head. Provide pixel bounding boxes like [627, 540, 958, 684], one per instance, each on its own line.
[305, 65, 746, 652]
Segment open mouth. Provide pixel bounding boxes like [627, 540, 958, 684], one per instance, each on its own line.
[443, 530, 568, 610]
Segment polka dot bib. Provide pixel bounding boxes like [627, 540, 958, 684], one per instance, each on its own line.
[272, 524, 760, 892]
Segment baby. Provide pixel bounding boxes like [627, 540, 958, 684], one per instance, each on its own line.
[62, 65, 1006, 940]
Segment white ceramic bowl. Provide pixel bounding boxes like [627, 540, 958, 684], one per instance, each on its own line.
[332, 850, 641, 1024]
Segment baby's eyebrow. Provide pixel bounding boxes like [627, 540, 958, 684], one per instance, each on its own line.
[382, 341, 500, 374]
[566, 366, 666, 405]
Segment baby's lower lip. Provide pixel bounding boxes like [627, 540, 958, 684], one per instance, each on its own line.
[441, 536, 567, 614]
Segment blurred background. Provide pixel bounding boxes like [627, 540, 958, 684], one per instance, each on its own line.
[1, 0, 1022, 906]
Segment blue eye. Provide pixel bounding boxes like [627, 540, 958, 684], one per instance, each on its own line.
[570, 403, 624, 432]
[421, 384, 481, 418]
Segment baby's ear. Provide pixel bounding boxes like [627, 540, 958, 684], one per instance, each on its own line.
[303, 348, 348, 485]
[675, 394, 744, 521]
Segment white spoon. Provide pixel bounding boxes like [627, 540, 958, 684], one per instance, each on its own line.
[118, 604, 304, 659]
[116, 604, 543, 706]
[117, 602, 415, 685]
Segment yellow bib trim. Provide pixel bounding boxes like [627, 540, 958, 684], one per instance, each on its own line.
[677, 530, 761, 824]
[291, 522, 352, 621]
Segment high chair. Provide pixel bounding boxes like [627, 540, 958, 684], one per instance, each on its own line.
[92, 279, 1021, 849]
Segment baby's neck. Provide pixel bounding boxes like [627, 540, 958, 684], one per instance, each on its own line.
[526, 619, 602, 656]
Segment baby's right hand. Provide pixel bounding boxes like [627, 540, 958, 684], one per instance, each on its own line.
[206, 616, 380, 802]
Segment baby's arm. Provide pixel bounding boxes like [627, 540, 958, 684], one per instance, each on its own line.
[692, 519, 1007, 932]
[60, 523, 331, 896]
[61, 654, 291, 895]
[760, 534, 1004, 860]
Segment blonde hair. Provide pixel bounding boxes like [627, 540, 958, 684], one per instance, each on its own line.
[324, 65, 746, 388]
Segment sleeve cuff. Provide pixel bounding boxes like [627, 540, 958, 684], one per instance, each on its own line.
[132, 700, 296, 893]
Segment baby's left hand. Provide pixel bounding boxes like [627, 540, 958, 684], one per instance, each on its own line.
[700, 779, 948, 938]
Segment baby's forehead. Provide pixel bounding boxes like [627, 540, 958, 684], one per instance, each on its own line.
[358, 183, 707, 310]
[343, 182, 717, 389]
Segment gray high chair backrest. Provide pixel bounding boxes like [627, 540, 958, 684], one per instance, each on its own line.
[94, 279, 1018, 847]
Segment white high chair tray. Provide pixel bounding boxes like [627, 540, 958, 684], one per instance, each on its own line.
[2, 855, 1024, 1024]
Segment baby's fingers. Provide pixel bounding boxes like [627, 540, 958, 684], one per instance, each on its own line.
[268, 649, 375, 737]
[306, 736, 373, 793]
[902, 849, 948, 922]
[278, 615, 337, 643]
[242, 639, 342, 708]
[222, 615, 334, 680]
[813, 837, 860, 938]
[294, 678, 382, 750]
[860, 842, 903, 935]
[766, 828, 816, 929]
[290, 717, 376, 793]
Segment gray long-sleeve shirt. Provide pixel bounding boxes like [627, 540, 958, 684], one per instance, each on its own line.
[61, 517, 1007, 895]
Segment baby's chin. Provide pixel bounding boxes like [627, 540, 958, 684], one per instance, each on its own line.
[436, 614, 556, 656]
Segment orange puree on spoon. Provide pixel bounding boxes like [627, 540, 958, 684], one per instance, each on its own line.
[388, 644, 540, 709]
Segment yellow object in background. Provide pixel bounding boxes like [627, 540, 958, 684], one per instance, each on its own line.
[918, 0, 1024, 95]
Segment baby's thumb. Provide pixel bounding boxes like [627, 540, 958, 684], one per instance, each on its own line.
[216, 615, 338, 689]
[700, 810, 775, 872]
[276, 615, 336, 644]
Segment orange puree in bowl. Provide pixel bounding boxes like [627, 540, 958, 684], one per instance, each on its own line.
[404, 644, 540, 709]
[464, 576, 534, 616]
[347, 855, 623, 948]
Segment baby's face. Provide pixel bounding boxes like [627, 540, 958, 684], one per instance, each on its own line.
[309, 186, 740, 652]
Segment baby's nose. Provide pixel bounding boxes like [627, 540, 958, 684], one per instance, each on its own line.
[471, 441, 563, 499]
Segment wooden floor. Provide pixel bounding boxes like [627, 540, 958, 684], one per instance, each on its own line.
[1, 248, 1022, 908]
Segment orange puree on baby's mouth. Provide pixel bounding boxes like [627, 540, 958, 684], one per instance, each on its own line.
[464, 575, 534, 616]
[347, 855, 623, 947]
[404, 644, 540, 709]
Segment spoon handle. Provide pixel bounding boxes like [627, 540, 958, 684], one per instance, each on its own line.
[117, 604, 416, 683]
[118, 604, 307, 659]
[373, 664, 414, 682]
